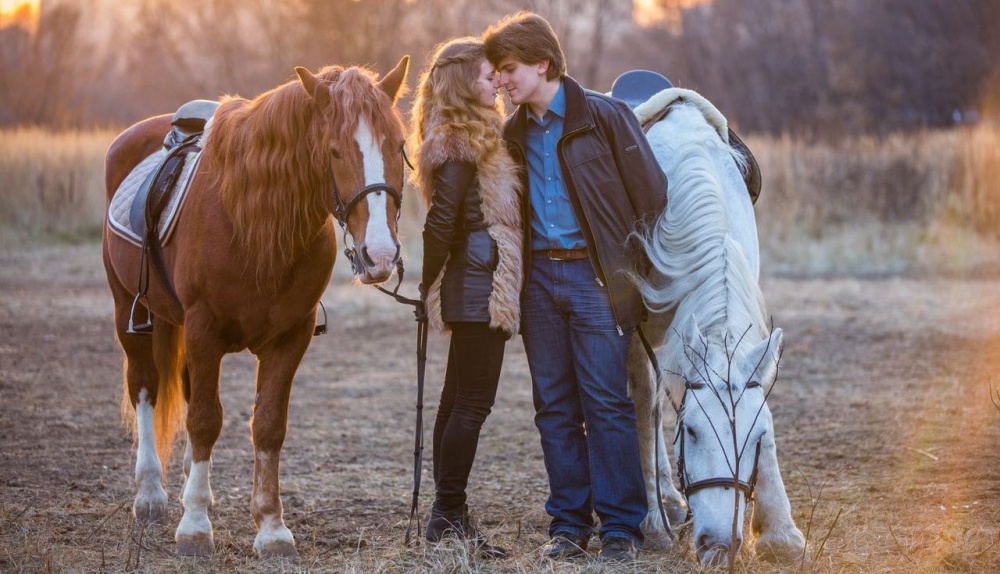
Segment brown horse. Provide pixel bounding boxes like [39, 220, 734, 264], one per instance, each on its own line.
[102, 56, 409, 558]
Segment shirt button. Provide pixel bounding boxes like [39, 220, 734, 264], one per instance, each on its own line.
[550, 224, 555, 228]
[545, 152, 550, 157]
[545, 130, 550, 134]
[547, 199, 552, 204]
[546, 177, 552, 181]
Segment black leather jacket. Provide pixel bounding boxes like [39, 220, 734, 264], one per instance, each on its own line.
[421, 160, 496, 324]
[503, 76, 668, 331]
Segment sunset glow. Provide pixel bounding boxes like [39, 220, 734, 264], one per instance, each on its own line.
[633, 0, 711, 29]
[0, 0, 39, 34]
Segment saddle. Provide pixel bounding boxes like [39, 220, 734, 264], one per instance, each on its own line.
[130, 99, 219, 239]
[114, 99, 219, 334]
[610, 70, 761, 204]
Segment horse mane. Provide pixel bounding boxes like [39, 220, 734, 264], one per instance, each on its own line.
[204, 65, 404, 283]
[634, 103, 768, 372]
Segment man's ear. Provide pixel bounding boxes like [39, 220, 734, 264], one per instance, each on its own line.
[537, 60, 550, 76]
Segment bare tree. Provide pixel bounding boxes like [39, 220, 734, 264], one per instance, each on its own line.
[0, 3, 89, 126]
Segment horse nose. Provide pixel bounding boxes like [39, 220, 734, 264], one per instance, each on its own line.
[696, 532, 742, 565]
[360, 246, 376, 268]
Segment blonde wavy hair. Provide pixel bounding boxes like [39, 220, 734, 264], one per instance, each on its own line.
[409, 37, 505, 204]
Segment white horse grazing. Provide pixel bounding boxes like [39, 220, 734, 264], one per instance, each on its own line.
[625, 88, 806, 565]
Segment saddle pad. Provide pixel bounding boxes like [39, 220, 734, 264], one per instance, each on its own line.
[108, 146, 203, 247]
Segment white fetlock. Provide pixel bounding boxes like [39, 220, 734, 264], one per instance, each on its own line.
[254, 518, 297, 559]
[175, 460, 215, 556]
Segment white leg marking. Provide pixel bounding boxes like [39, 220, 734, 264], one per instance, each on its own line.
[176, 460, 213, 539]
[354, 119, 396, 262]
[134, 390, 167, 519]
[252, 451, 295, 555]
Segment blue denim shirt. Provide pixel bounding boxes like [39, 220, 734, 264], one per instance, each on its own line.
[525, 82, 586, 251]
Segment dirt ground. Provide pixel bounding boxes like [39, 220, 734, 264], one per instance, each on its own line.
[2, 244, 1000, 574]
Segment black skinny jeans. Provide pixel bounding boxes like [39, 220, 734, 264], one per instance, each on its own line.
[431, 322, 507, 514]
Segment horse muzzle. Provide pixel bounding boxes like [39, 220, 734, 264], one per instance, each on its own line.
[355, 242, 400, 284]
[696, 531, 743, 565]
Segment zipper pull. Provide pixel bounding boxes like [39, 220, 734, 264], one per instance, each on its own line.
[617, 325, 624, 336]
[595, 276, 604, 287]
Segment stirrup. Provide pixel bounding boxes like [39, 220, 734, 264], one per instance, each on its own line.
[313, 301, 327, 336]
[127, 292, 154, 335]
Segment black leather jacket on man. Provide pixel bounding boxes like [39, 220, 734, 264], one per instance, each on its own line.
[503, 76, 668, 331]
[422, 160, 496, 323]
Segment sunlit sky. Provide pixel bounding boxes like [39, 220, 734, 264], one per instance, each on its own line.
[0, 0, 38, 33]
[633, 0, 711, 28]
[0, 0, 709, 33]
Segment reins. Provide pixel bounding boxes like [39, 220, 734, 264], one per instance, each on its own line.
[371, 265, 428, 546]
[334, 144, 429, 545]
[636, 325, 676, 541]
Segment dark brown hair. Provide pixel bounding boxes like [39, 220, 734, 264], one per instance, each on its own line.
[482, 11, 566, 81]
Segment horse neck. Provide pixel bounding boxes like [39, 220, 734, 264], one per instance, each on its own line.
[648, 109, 769, 368]
[205, 95, 332, 281]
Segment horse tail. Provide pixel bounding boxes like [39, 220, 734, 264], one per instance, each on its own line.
[119, 323, 187, 467]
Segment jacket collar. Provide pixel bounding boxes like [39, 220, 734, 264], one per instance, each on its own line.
[504, 76, 595, 150]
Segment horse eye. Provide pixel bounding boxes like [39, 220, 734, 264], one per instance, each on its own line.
[747, 380, 761, 389]
[686, 427, 697, 440]
[331, 149, 342, 160]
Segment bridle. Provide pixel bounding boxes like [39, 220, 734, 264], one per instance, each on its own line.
[322, 142, 428, 546]
[673, 381, 763, 515]
[328, 142, 412, 276]
[636, 328, 766, 536]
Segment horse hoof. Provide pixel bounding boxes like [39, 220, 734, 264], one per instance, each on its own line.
[666, 501, 688, 526]
[755, 535, 807, 563]
[133, 500, 168, 524]
[641, 532, 674, 551]
[257, 541, 298, 560]
[176, 533, 214, 556]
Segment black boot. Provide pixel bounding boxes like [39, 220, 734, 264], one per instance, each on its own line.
[425, 504, 507, 559]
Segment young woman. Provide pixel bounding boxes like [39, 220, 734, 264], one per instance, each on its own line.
[409, 37, 523, 557]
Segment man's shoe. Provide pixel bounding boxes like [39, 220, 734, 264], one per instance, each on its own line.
[598, 537, 637, 562]
[542, 533, 588, 559]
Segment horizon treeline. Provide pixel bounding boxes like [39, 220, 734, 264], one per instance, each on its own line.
[1, 0, 998, 136]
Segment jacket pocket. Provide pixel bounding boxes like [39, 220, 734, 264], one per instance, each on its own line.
[464, 229, 497, 272]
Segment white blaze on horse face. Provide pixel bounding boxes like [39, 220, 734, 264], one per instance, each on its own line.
[353, 118, 397, 268]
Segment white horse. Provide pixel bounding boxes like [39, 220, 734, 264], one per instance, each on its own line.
[625, 87, 806, 565]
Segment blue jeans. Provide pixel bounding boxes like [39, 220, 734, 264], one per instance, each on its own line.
[521, 257, 646, 545]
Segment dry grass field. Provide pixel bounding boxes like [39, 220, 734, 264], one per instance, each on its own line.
[2, 244, 1000, 574]
[2, 126, 1000, 573]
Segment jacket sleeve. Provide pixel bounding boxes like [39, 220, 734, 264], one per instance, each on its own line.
[421, 159, 477, 290]
[603, 99, 668, 232]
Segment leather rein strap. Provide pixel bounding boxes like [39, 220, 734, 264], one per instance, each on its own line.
[636, 325, 675, 540]
[372, 266, 427, 546]
[362, 145, 427, 545]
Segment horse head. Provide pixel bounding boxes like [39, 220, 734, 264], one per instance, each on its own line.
[296, 56, 410, 284]
[674, 316, 783, 565]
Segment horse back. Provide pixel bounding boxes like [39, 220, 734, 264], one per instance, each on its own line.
[105, 115, 173, 203]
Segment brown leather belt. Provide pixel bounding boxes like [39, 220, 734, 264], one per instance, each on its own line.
[534, 248, 588, 261]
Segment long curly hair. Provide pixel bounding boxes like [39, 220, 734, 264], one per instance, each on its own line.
[409, 37, 505, 205]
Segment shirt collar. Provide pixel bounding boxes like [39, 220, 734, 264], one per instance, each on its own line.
[528, 81, 566, 124]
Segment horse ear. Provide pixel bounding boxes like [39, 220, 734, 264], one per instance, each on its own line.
[746, 328, 783, 386]
[295, 66, 330, 108]
[376, 55, 410, 103]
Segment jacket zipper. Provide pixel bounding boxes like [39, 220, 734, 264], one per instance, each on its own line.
[557, 124, 625, 336]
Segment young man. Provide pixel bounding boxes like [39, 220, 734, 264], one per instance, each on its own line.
[483, 11, 668, 563]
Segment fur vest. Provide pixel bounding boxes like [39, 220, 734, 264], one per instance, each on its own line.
[415, 121, 524, 336]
